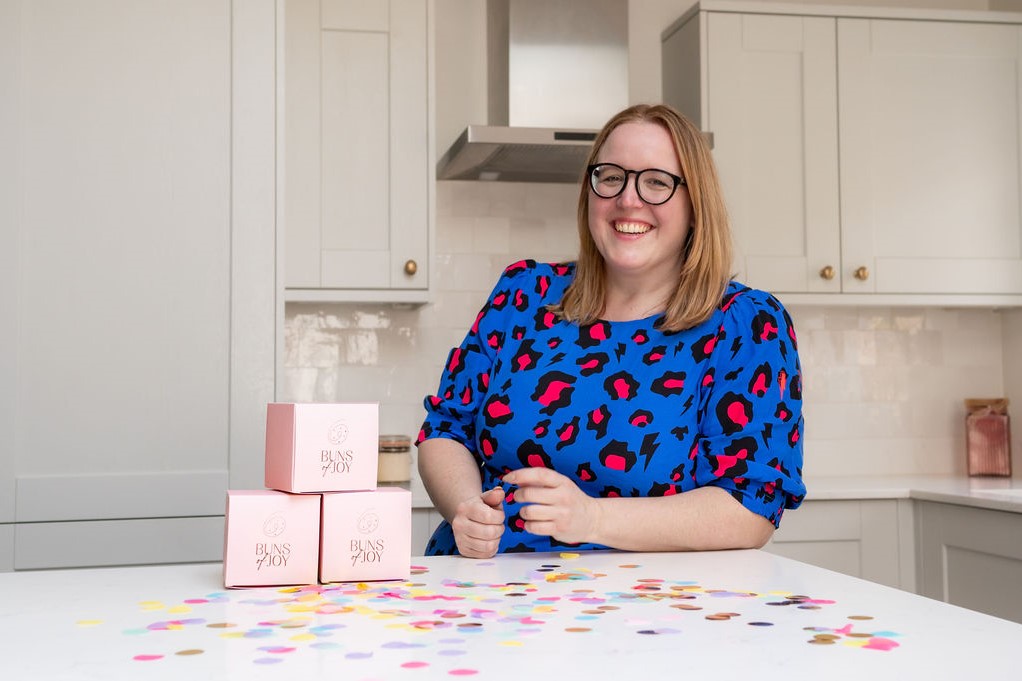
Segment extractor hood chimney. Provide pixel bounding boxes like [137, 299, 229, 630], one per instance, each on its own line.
[436, 0, 628, 183]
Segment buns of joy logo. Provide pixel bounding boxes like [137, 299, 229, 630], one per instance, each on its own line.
[322, 419, 354, 477]
[350, 508, 384, 566]
[255, 512, 291, 570]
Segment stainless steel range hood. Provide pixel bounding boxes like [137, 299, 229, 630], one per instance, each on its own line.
[436, 0, 628, 183]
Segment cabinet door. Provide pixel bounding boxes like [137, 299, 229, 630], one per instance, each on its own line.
[916, 501, 1022, 624]
[284, 0, 429, 299]
[706, 13, 840, 294]
[764, 499, 914, 590]
[0, 0, 273, 569]
[838, 19, 1022, 295]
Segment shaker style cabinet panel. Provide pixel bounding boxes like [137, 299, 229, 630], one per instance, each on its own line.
[662, 3, 1022, 300]
[0, 0, 277, 569]
[838, 19, 1022, 295]
[663, 11, 841, 295]
[916, 501, 1022, 624]
[283, 0, 431, 303]
[763, 499, 915, 591]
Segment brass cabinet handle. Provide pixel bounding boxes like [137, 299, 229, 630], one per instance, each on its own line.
[403, 259, 418, 276]
[819, 265, 835, 281]
[854, 266, 869, 281]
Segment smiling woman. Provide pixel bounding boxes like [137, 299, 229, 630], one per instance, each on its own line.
[416, 103, 806, 559]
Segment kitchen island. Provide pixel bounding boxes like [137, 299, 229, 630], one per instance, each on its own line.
[2, 549, 1019, 680]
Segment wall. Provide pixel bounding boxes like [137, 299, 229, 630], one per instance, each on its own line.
[283, 0, 1020, 483]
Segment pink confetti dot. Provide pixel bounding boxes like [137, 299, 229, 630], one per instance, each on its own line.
[863, 638, 900, 651]
[401, 661, 430, 669]
[133, 654, 163, 662]
[449, 670, 478, 676]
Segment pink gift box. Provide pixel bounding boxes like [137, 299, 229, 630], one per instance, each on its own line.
[265, 402, 379, 493]
[320, 487, 412, 583]
[223, 490, 320, 588]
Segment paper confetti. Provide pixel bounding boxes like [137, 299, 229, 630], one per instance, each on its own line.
[70, 559, 902, 676]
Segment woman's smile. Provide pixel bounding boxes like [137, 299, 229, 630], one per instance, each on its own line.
[614, 220, 653, 235]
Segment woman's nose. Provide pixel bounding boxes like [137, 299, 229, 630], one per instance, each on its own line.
[616, 175, 644, 207]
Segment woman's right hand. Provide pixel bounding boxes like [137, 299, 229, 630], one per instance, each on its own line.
[451, 486, 506, 558]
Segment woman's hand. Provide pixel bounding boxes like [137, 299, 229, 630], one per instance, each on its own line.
[502, 468, 601, 545]
[451, 486, 506, 559]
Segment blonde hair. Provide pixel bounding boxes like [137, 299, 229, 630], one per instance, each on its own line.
[552, 104, 733, 333]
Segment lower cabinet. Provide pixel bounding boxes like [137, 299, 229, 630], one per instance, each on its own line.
[763, 499, 916, 591]
[412, 508, 443, 557]
[916, 501, 1022, 625]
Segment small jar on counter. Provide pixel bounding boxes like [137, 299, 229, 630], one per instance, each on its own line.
[377, 434, 412, 486]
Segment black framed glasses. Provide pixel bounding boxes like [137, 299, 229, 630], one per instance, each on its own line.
[587, 163, 686, 206]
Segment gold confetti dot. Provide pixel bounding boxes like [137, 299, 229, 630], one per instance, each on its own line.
[206, 622, 237, 629]
[565, 627, 591, 633]
[175, 649, 204, 656]
[76, 619, 103, 627]
[808, 638, 835, 645]
[848, 615, 874, 621]
[559, 552, 580, 560]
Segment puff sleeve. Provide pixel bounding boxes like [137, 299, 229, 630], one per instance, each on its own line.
[692, 287, 806, 527]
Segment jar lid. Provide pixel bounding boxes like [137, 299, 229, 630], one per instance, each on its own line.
[379, 434, 411, 452]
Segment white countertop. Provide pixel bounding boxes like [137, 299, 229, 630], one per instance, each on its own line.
[3, 549, 1021, 680]
[804, 475, 1022, 514]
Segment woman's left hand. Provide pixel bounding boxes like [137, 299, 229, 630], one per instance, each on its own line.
[501, 467, 602, 545]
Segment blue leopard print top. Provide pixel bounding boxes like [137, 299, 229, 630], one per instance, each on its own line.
[417, 260, 805, 554]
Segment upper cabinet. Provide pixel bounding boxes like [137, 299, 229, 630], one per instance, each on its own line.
[663, 2, 1022, 304]
[283, 0, 432, 303]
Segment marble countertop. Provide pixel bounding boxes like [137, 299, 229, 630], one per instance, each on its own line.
[804, 475, 1022, 514]
[4, 549, 1021, 679]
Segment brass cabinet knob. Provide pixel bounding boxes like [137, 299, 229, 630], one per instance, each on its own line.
[819, 265, 835, 281]
[403, 259, 418, 276]
[854, 266, 869, 281]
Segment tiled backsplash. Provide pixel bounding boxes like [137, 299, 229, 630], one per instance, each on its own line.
[283, 181, 1012, 482]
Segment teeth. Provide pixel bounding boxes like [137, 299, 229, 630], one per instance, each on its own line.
[615, 221, 651, 234]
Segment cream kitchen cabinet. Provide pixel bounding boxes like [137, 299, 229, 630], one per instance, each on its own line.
[916, 500, 1022, 624]
[1, 0, 277, 569]
[412, 507, 442, 556]
[763, 499, 916, 591]
[662, 2, 1022, 302]
[283, 0, 431, 303]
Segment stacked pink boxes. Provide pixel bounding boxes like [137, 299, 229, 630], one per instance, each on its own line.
[223, 403, 412, 588]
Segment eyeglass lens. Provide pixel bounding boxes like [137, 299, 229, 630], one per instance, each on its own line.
[589, 164, 680, 205]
